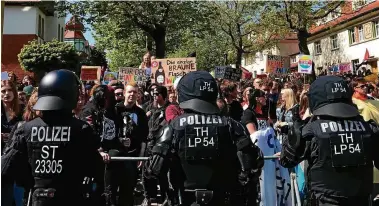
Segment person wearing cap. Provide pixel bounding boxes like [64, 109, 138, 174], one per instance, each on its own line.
[145, 71, 264, 206]
[279, 76, 379, 206]
[1, 69, 104, 206]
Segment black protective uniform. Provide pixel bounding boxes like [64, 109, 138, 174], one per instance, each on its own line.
[280, 76, 379, 206]
[145, 71, 264, 206]
[1, 70, 103, 206]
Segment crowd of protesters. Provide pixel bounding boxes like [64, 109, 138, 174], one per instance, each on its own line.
[2, 50, 379, 206]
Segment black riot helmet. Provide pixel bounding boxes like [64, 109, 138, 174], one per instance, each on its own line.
[33, 69, 80, 111]
[177, 71, 219, 114]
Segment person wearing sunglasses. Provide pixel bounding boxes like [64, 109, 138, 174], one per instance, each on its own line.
[351, 78, 379, 124]
[114, 85, 125, 105]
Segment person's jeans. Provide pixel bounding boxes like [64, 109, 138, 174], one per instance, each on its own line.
[1, 182, 14, 206]
[14, 184, 25, 206]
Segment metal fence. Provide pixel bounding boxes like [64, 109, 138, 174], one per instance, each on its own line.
[109, 156, 280, 161]
[110, 155, 302, 206]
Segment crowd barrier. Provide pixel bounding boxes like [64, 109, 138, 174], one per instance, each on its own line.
[110, 156, 303, 206]
[109, 156, 280, 161]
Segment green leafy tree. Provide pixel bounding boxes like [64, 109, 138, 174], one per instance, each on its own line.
[81, 46, 108, 67]
[167, 28, 236, 71]
[209, 1, 288, 69]
[262, 1, 345, 81]
[92, 20, 147, 71]
[56, 1, 212, 58]
[18, 39, 80, 80]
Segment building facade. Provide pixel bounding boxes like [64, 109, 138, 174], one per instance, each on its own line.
[308, 0, 379, 75]
[2, 1, 65, 78]
[242, 36, 299, 78]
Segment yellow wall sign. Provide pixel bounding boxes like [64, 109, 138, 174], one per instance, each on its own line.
[363, 22, 373, 40]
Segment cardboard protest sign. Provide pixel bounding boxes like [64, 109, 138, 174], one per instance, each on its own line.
[214, 66, 242, 81]
[151, 58, 196, 86]
[338, 63, 352, 73]
[118, 67, 147, 85]
[214, 66, 226, 79]
[266, 55, 290, 73]
[80, 66, 101, 81]
[298, 55, 313, 74]
[102, 72, 118, 85]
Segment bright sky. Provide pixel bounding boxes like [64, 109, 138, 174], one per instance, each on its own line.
[65, 14, 95, 46]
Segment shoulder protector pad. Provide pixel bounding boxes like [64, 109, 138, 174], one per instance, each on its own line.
[155, 125, 174, 144]
[152, 125, 174, 156]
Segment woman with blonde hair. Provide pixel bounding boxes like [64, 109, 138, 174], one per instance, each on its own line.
[275, 88, 298, 143]
[140, 51, 152, 77]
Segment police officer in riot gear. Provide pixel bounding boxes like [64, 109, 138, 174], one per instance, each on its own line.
[145, 71, 264, 206]
[280, 76, 379, 206]
[1, 69, 103, 206]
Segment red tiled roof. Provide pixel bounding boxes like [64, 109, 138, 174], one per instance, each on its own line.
[64, 30, 85, 39]
[309, 1, 379, 35]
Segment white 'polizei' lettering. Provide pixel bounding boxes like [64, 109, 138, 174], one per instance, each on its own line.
[320, 121, 364, 133]
[31, 127, 71, 142]
[179, 115, 223, 126]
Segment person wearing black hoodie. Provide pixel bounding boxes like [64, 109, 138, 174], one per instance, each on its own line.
[79, 85, 119, 206]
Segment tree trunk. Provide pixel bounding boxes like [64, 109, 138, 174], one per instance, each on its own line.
[152, 27, 166, 58]
[146, 35, 153, 52]
[236, 49, 243, 70]
[297, 29, 316, 83]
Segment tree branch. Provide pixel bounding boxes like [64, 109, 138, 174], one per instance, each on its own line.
[284, 1, 295, 30]
[312, 2, 344, 20]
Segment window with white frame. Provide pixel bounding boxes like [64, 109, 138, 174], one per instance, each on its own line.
[41, 18, 45, 39]
[38, 15, 42, 37]
[375, 21, 379, 37]
[349, 28, 356, 44]
[358, 26, 364, 41]
[61, 27, 64, 42]
[330, 34, 338, 50]
[315, 41, 322, 54]
[291, 57, 297, 63]
[353, 0, 375, 10]
[58, 24, 60, 41]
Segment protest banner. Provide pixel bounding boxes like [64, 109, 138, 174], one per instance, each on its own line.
[298, 55, 313, 74]
[214, 66, 242, 81]
[151, 58, 196, 86]
[102, 72, 118, 85]
[338, 63, 352, 73]
[266, 55, 290, 73]
[118, 67, 147, 86]
[80, 66, 101, 81]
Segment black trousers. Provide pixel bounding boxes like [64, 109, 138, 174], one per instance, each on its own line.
[308, 193, 372, 206]
[143, 170, 170, 202]
[31, 188, 86, 206]
[181, 191, 230, 206]
[105, 161, 138, 206]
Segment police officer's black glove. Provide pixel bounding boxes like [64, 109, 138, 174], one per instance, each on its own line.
[238, 170, 250, 186]
[289, 105, 302, 147]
